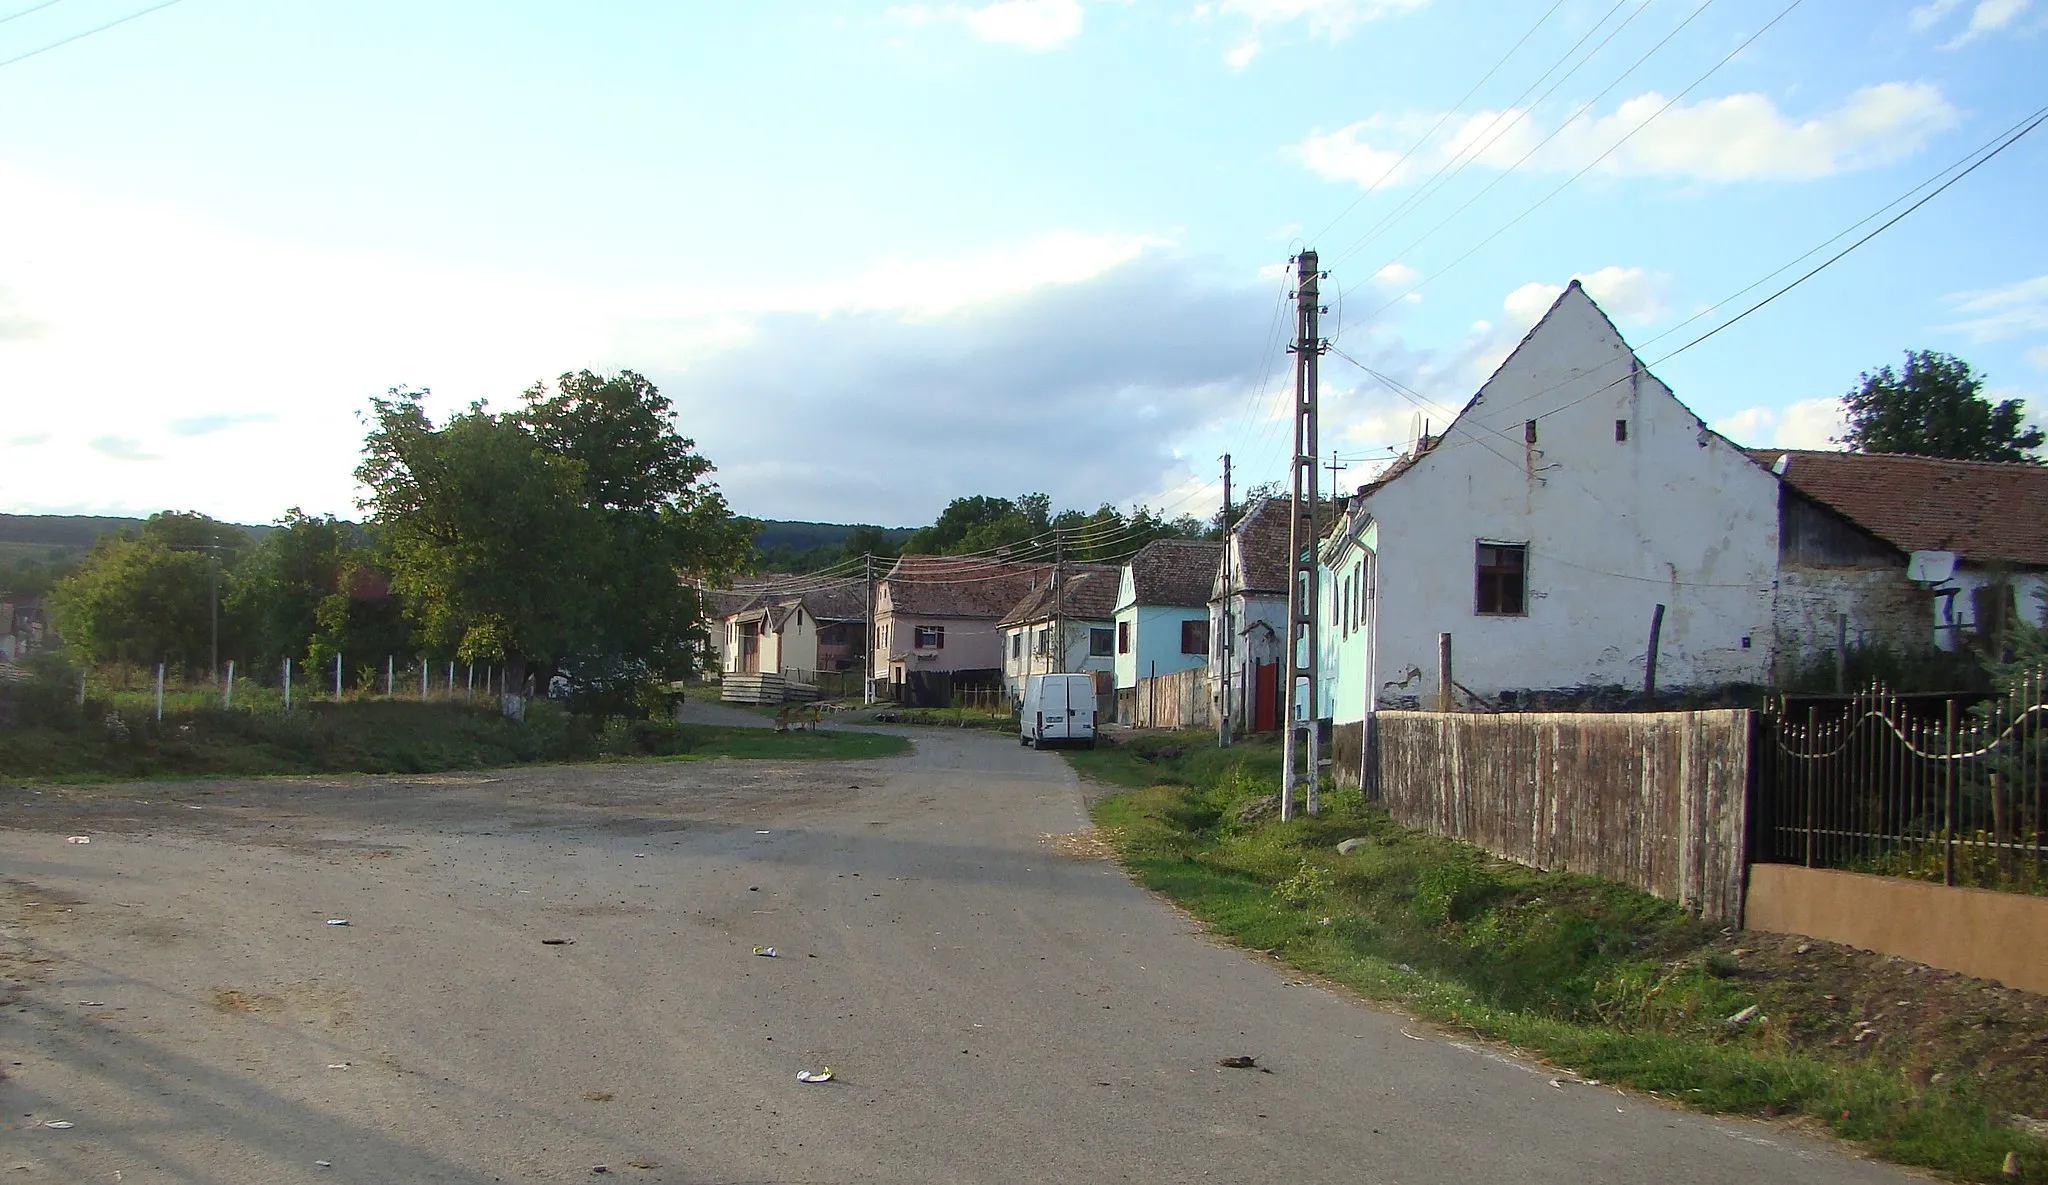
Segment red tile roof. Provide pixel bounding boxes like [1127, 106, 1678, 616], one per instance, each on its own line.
[999, 564, 1121, 626]
[1125, 538, 1224, 609]
[1228, 496, 1342, 594]
[1758, 449, 2048, 567]
[881, 555, 1052, 619]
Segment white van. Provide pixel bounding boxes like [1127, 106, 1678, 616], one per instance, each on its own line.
[1021, 673, 1097, 749]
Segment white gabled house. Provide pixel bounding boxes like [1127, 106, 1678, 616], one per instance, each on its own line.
[1320, 280, 1782, 723]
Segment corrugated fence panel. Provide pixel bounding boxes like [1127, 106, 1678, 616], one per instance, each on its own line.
[1371, 710, 1750, 921]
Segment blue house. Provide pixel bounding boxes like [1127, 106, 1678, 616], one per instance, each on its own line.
[1113, 538, 1225, 703]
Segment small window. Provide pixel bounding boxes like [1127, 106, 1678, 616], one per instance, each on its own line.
[1117, 621, 1130, 654]
[1524, 419, 1538, 444]
[1180, 619, 1210, 656]
[915, 625, 945, 649]
[1615, 418, 1629, 442]
[1011, 633, 1021, 659]
[1089, 627, 1113, 657]
[1476, 543, 1527, 616]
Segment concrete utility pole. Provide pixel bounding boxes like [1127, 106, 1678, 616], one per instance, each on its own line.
[1051, 527, 1065, 675]
[1325, 450, 1348, 495]
[1280, 250, 1327, 819]
[863, 554, 876, 705]
[1218, 453, 1233, 749]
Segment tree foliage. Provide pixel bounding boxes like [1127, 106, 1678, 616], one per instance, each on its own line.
[49, 512, 247, 668]
[900, 493, 1204, 563]
[356, 372, 750, 698]
[1836, 351, 2044, 463]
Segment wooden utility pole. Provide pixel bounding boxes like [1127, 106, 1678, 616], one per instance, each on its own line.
[1218, 453, 1233, 749]
[1281, 250, 1327, 819]
[1644, 603, 1666, 701]
[1324, 450, 1348, 496]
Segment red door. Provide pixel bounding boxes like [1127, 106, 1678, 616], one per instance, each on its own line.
[1253, 662, 1279, 732]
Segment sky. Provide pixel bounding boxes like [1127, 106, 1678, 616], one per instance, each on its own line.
[1, 0, 2044, 529]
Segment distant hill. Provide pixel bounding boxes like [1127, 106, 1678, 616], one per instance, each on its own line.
[751, 520, 912, 553]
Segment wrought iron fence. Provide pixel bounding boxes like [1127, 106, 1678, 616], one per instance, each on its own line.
[1754, 671, 2046, 894]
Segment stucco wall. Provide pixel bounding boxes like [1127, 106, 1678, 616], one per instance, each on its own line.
[881, 612, 1005, 678]
[1003, 620, 1114, 702]
[1772, 565, 1926, 681]
[1115, 604, 1209, 690]
[1362, 286, 1777, 708]
[1746, 864, 2048, 994]
[1939, 569, 2048, 651]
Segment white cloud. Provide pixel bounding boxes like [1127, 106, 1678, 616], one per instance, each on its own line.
[1371, 262, 1418, 287]
[1942, 274, 2048, 342]
[1225, 39, 1260, 69]
[893, 0, 1084, 49]
[1911, 0, 1966, 28]
[1294, 83, 1958, 187]
[1499, 268, 1665, 332]
[2028, 346, 2048, 370]
[1711, 397, 1848, 449]
[1218, 0, 1428, 41]
[1917, 0, 2034, 46]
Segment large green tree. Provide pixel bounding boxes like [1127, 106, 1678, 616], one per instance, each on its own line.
[1836, 350, 2044, 462]
[900, 493, 1203, 563]
[357, 372, 749, 705]
[50, 512, 248, 672]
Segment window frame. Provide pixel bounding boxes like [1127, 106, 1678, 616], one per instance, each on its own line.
[1474, 541, 1529, 617]
[1117, 620, 1131, 654]
[915, 624, 945, 650]
[1180, 618, 1209, 656]
[1089, 627, 1114, 657]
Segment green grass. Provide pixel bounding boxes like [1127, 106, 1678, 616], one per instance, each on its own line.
[1077, 739, 2044, 1183]
[0, 700, 909, 782]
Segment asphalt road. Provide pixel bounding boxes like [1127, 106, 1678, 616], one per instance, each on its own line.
[1, 719, 1917, 1184]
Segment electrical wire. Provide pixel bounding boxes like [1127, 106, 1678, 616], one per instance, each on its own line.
[0, 0, 184, 69]
[1339, 0, 1801, 329]
[1303, 0, 1570, 249]
[0, 0, 72, 26]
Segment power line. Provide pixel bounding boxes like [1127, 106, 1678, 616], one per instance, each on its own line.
[0, 0, 73, 27]
[1303, 0, 1570, 249]
[1339, 0, 1800, 329]
[0, 0, 184, 69]
[1324, 0, 1645, 272]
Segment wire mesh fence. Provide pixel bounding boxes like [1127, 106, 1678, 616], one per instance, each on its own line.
[1754, 671, 2046, 894]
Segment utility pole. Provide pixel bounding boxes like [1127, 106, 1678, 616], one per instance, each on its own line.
[1281, 250, 1326, 819]
[863, 553, 876, 705]
[209, 551, 219, 687]
[1218, 453, 1233, 749]
[1325, 450, 1348, 496]
[1051, 527, 1065, 675]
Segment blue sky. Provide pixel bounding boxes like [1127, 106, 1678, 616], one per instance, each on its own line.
[1, 0, 2043, 528]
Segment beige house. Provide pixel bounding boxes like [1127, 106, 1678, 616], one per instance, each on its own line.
[873, 555, 1049, 703]
[998, 564, 1120, 705]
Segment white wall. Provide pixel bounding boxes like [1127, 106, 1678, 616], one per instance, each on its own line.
[1939, 569, 2048, 650]
[1360, 284, 1779, 707]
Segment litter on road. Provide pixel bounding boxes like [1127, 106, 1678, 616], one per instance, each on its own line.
[753, 946, 777, 957]
[796, 1068, 834, 1083]
[324, 919, 350, 926]
[43, 1121, 74, 1130]
[542, 938, 574, 945]
[1217, 1056, 1272, 1073]
[65, 836, 90, 844]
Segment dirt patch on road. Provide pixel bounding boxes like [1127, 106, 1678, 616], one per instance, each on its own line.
[1041, 830, 1119, 861]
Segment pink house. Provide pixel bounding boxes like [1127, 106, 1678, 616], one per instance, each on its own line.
[873, 556, 1051, 698]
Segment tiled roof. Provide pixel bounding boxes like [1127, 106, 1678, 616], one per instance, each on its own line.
[1228, 496, 1343, 594]
[701, 575, 790, 620]
[800, 581, 868, 623]
[881, 555, 1052, 619]
[1758, 449, 2048, 567]
[1125, 538, 1224, 608]
[999, 564, 1121, 626]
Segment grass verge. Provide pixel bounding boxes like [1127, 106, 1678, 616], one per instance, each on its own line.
[0, 700, 909, 781]
[1077, 731, 2045, 1183]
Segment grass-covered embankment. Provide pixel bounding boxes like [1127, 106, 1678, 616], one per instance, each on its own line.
[0, 699, 909, 781]
[1072, 731, 2045, 1183]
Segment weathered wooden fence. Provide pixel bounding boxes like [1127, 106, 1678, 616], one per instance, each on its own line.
[1371, 709, 1752, 920]
[1124, 668, 1212, 730]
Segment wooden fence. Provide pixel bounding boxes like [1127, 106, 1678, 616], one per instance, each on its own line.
[1370, 709, 1752, 921]
[1122, 668, 1212, 730]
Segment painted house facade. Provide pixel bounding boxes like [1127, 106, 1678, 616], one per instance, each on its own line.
[1113, 538, 1225, 692]
[1331, 281, 1782, 711]
[1208, 497, 1294, 734]
[873, 556, 1050, 692]
[998, 564, 1120, 704]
